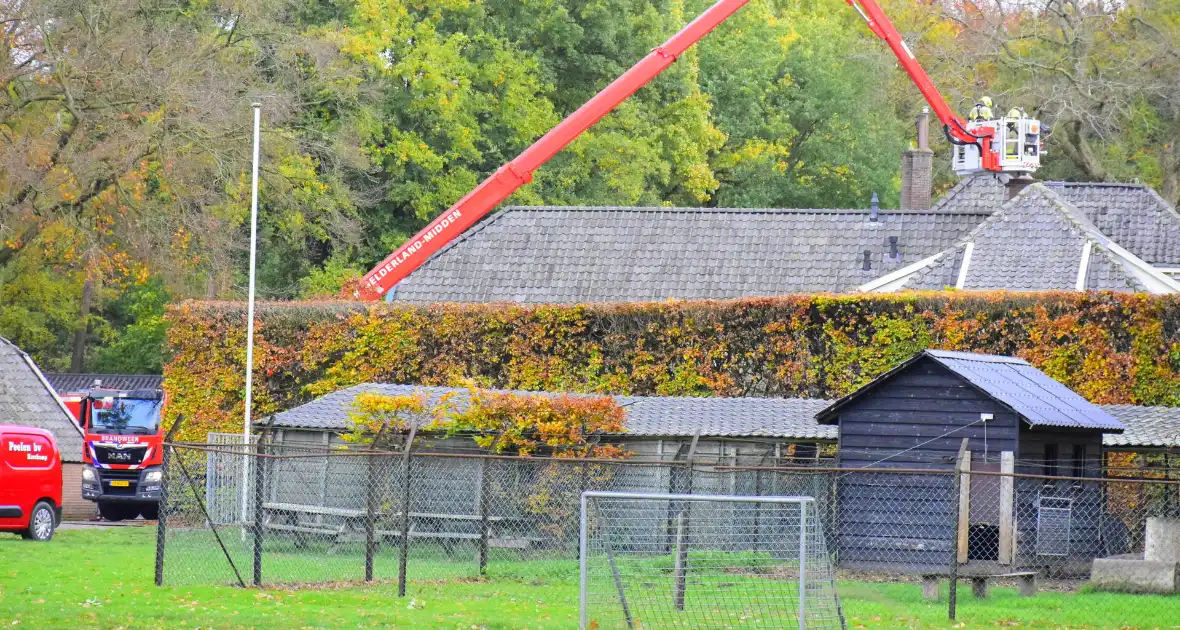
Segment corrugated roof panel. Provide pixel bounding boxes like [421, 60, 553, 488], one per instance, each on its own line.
[926, 352, 1124, 431]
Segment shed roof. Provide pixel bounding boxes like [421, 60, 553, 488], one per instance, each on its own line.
[0, 338, 83, 461]
[45, 373, 163, 394]
[816, 350, 1125, 432]
[389, 206, 987, 304]
[268, 383, 837, 441]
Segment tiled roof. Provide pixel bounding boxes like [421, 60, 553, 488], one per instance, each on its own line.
[45, 373, 163, 394]
[902, 185, 1149, 292]
[817, 349, 1126, 432]
[927, 174, 1010, 213]
[1101, 405, 1180, 448]
[0, 337, 83, 461]
[936, 176, 1180, 266]
[1047, 182, 1180, 266]
[390, 206, 987, 303]
[269, 383, 837, 441]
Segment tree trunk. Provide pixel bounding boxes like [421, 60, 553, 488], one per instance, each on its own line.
[1162, 142, 1179, 207]
[71, 276, 94, 372]
[1060, 120, 1109, 181]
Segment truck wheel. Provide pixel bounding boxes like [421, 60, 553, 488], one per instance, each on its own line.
[139, 504, 159, 520]
[21, 501, 56, 541]
[98, 502, 135, 522]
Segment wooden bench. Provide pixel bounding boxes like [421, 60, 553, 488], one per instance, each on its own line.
[260, 503, 543, 550]
[920, 571, 1038, 601]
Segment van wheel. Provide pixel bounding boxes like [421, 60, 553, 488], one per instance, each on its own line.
[21, 501, 56, 541]
[98, 502, 136, 522]
[139, 504, 159, 520]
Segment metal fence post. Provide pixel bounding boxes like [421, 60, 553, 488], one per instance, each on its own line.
[478, 433, 503, 576]
[397, 426, 417, 598]
[365, 423, 388, 583]
[948, 439, 969, 621]
[155, 442, 171, 587]
[365, 453, 378, 582]
[253, 430, 265, 587]
[579, 491, 589, 630]
[154, 414, 184, 587]
[798, 499, 807, 630]
[673, 510, 689, 611]
[478, 456, 492, 575]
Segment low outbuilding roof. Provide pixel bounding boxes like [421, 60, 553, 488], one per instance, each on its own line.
[816, 349, 1126, 432]
[266, 360, 1180, 450]
[1101, 405, 1180, 448]
[268, 383, 838, 441]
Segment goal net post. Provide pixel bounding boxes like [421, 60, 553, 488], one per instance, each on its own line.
[580, 491, 844, 630]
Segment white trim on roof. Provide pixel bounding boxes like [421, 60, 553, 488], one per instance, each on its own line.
[856, 251, 946, 293]
[955, 241, 974, 289]
[1093, 236, 1180, 294]
[1076, 241, 1092, 291]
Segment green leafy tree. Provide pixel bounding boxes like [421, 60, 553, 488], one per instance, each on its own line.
[699, 0, 906, 208]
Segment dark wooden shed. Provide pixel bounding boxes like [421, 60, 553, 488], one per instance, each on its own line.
[816, 350, 1125, 575]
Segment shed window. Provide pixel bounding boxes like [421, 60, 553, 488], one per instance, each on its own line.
[1043, 444, 1059, 477]
[1072, 444, 1087, 478]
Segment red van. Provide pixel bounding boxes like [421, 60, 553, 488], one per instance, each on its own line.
[0, 424, 62, 541]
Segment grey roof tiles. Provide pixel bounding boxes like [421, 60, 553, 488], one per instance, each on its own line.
[388, 175, 1180, 302]
[1102, 405, 1180, 448]
[45, 373, 164, 394]
[903, 185, 1151, 292]
[269, 383, 838, 441]
[270, 380, 1180, 448]
[391, 206, 988, 303]
[0, 337, 84, 461]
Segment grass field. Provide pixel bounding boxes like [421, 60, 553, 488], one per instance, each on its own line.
[0, 527, 1177, 629]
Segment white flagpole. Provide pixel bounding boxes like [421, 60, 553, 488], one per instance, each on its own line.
[242, 103, 262, 530]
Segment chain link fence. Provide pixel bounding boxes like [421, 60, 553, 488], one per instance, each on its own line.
[155, 441, 1180, 625]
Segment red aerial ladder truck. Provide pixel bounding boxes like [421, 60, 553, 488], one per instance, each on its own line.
[357, 0, 1042, 300]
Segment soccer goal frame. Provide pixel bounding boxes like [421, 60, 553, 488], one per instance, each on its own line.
[580, 491, 836, 630]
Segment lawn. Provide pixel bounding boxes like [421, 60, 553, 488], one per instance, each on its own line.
[0, 527, 1177, 629]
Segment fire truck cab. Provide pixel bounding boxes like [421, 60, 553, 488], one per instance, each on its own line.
[61, 387, 166, 521]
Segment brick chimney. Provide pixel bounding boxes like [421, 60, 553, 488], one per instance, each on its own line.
[901, 108, 933, 210]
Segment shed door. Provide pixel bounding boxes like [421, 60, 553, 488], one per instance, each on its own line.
[967, 457, 1003, 561]
[969, 458, 1002, 525]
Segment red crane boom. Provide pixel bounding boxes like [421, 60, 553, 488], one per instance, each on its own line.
[358, 0, 991, 300]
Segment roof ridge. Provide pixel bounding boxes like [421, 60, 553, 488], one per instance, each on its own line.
[499, 205, 991, 216]
[924, 349, 1029, 364]
[1044, 180, 1147, 189]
